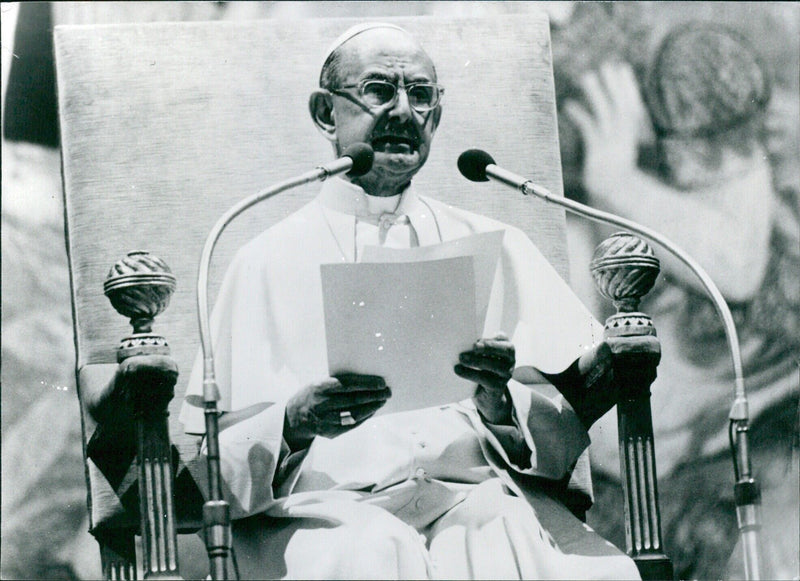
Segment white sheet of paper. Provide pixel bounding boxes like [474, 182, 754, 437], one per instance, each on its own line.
[321, 256, 477, 414]
[360, 230, 504, 330]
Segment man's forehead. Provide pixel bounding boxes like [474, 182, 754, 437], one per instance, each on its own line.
[336, 29, 435, 79]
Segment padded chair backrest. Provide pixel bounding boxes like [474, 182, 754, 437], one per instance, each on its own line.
[55, 15, 568, 529]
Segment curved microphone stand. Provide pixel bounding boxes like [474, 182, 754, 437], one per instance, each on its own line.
[195, 144, 373, 580]
[458, 149, 763, 580]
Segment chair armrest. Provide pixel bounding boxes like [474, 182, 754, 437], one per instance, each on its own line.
[589, 233, 674, 581]
[81, 362, 205, 532]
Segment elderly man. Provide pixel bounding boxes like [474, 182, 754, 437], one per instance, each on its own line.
[172, 23, 639, 580]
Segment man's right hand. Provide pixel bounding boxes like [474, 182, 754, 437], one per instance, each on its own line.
[284, 374, 390, 449]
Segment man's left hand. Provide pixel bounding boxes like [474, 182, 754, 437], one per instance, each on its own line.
[456, 332, 515, 425]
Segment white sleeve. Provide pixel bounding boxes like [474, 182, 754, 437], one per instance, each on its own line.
[200, 401, 311, 518]
[499, 226, 604, 375]
[466, 380, 590, 481]
[507, 379, 590, 479]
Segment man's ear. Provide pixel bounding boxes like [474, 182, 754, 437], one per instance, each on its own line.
[309, 90, 337, 143]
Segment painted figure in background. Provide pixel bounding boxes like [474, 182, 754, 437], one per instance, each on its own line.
[563, 20, 799, 580]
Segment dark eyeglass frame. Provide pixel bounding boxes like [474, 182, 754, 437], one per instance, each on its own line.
[330, 79, 444, 113]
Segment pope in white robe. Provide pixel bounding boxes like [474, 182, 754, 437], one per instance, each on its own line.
[180, 178, 639, 580]
[179, 22, 640, 580]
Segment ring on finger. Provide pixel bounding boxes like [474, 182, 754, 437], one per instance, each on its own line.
[339, 410, 356, 426]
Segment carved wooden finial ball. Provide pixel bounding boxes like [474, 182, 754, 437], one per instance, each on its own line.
[590, 232, 660, 312]
[104, 251, 176, 334]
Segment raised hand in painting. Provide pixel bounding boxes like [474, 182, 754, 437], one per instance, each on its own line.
[563, 61, 650, 199]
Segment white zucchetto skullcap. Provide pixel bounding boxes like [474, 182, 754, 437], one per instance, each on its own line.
[321, 22, 411, 67]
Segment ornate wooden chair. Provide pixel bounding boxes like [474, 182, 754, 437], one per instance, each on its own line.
[55, 14, 671, 580]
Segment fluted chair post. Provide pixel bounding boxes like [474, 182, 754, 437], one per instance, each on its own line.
[104, 251, 182, 580]
[590, 233, 674, 581]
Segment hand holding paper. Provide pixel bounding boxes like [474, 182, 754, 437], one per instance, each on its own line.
[456, 332, 516, 424]
[284, 374, 391, 448]
[321, 232, 505, 414]
[321, 256, 476, 414]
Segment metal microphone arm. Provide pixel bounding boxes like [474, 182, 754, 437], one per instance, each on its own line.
[488, 165, 762, 580]
[196, 150, 370, 580]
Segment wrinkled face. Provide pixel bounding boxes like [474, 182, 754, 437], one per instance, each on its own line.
[329, 29, 441, 195]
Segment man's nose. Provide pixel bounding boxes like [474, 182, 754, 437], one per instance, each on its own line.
[387, 87, 413, 122]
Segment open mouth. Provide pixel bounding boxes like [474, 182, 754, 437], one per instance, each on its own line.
[371, 134, 419, 154]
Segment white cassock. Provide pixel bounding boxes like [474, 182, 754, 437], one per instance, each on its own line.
[180, 177, 639, 580]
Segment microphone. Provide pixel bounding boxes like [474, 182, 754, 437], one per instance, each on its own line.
[198, 140, 374, 382]
[457, 147, 745, 396]
[199, 142, 374, 397]
[458, 148, 553, 198]
[321, 142, 375, 178]
[458, 147, 761, 580]
[195, 143, 372, 579]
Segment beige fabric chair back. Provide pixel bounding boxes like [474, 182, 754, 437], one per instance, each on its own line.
[55, 14, 568, 530]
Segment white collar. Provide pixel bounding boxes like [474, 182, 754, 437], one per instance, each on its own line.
[318, 176, 406, 221]
[315, 177, 442, 260]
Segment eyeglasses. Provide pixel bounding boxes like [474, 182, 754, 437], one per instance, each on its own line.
[331, 79, 444, 112]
